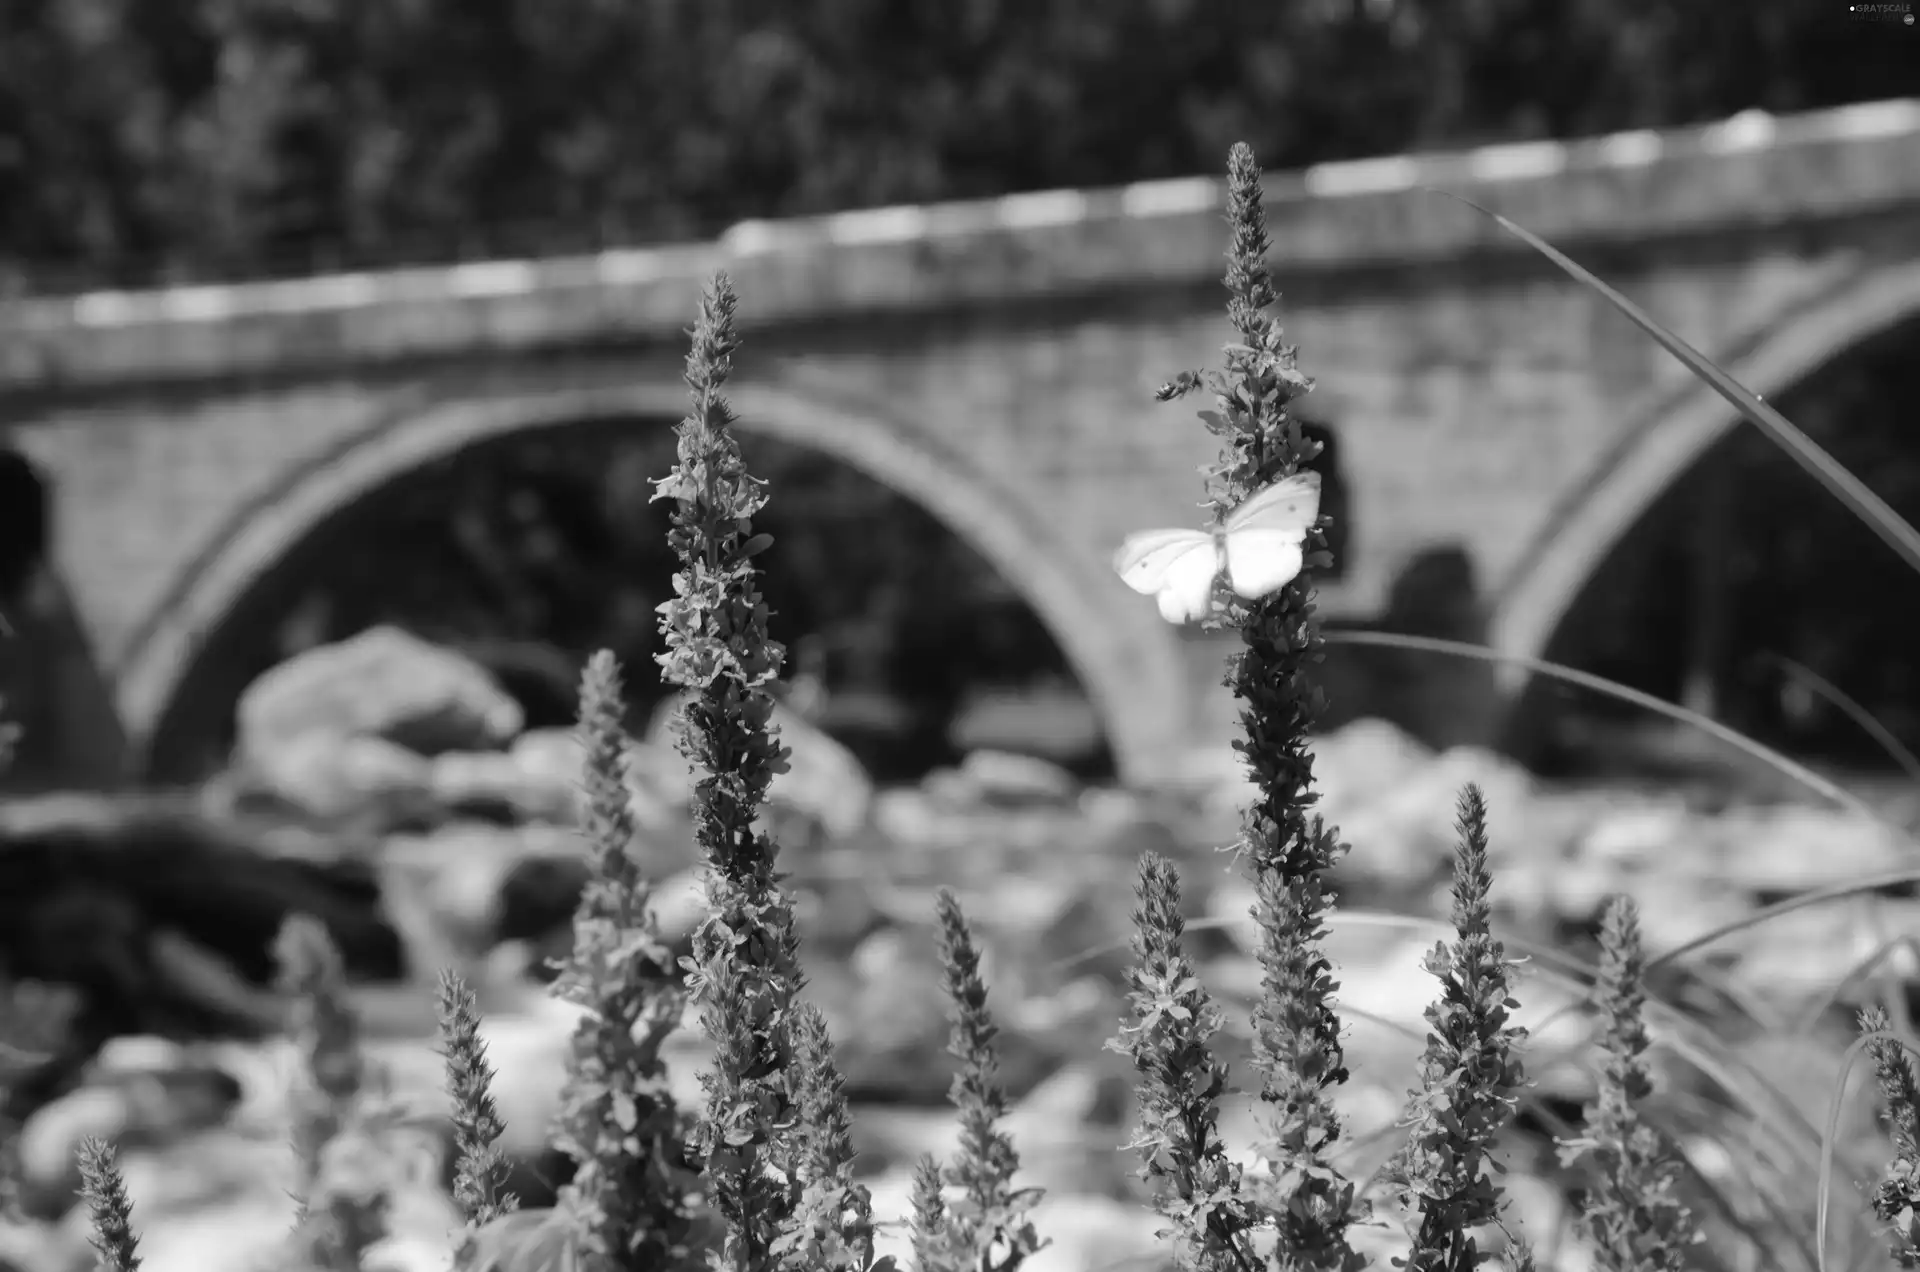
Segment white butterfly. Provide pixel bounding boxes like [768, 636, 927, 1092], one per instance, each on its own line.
[1113, 471, 1323, 624]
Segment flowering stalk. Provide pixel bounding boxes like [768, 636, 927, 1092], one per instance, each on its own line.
[1111, 852, 1258, 1272]
[1382, 786, 1529, 1271]
[1560, 896, 1698, 1271]
[1157, 141, 1359, 1269]
[1860, 1004, 1920, 1264]
[778, 1004, 881, 1272]
[548, 649, 697, 1269]
[78, 1137, 143, 1272]
[275, 911, 382, 1262]
[909, 1155, 958, 1272]
[436, 968, 519, 1264]
[935, 889, 1043, 1270]
[654, 272, 808, 1271]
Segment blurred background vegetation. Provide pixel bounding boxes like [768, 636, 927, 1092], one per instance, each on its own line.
[2, 0, 1908, 287]
[3, 0, 1918, 782]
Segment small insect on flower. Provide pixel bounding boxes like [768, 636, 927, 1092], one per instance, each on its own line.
[1112, 470, 1321, 624]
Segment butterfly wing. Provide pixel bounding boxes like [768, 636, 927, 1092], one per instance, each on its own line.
[1114, 528, 1213, 595]
[1114, 528, 1220, 624]
[1222, 471, 1322, 600]
[1152, 541, 1222, 624]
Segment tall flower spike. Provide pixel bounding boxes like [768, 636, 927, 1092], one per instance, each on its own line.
[1158, 142, 1361, 1270]
[78, 1137, 143, 1272]
[909, 1154, 958, 1272]
[780, 1004, 881, 1272]
[1382, 785, 1530, 1271]
[935, 889, 1043, 1270]
[274, 914, 369, 1234]
[436, 968, 518, 1249]
[1862, 1004, 1920, 1264]
[654, 272, 808, 1270]
[1109, 852, 1255, 1271]
[1561, 895, 1699, 1272]
[548, 649, 696, 1268]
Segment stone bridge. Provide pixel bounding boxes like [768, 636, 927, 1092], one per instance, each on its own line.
[5, 97, 1920, 788]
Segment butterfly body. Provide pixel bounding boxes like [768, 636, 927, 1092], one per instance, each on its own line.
[1112, 471, 1322, 624]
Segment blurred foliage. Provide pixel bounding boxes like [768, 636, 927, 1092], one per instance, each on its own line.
[0, 0, 1909, 289]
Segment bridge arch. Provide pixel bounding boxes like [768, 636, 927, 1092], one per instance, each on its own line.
[1490, 258, 1920, 696]
[116, 381, 1192, 788]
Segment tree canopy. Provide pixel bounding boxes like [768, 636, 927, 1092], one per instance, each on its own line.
[1, 0, 1908, 289]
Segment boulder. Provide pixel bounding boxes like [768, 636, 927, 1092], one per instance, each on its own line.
[1707, 804, 1906, 894]
[1718, 899, 1920, 1002]
[1569, 797, 1695, 871]
[1312, 717, 1439, 819]
[378, 823, 587, 966]
[506, 726, 589, 794]
[427, 749, 573, 825]
[870, 785, 961, 850]
[0, 1216, 83, 1272]
[0, 799, 406, 1120]
[1333, 744, 1535, 887]
[947, 682, 1106, 766]
[507, 727, 688, 835]
[428, 729, 683, 833]
[15, 1044, 243, 1219]
[235, 626, 524, 762]
[954, 749, 1080, 808]
[246, 732, 437, 828]
[919, 765, 983, 809]
[790, 864, 890, 962]
[1153, 746, 1258, 822]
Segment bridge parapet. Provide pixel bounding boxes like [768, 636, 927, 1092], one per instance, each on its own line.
[2, 99, 1916, 392]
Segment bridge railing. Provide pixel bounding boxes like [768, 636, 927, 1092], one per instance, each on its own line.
[3, 97, 1918, 306]
[1, 97, 1918, 393]
[0, 212, 714, 301]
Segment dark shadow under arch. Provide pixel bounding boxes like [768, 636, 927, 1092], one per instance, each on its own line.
[127, 384, 1180, 791]
[1491, 259, 1920, 687]
[0, 447, 48, 607]
[0, 447, 132, 788]
[143, 417, 1115, 784]
[1508, 307, 1920, 772]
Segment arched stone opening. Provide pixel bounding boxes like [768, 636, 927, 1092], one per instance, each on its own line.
[1494, 261, 1920, 679]
[1492, 261, 1920, 769]
[120, 383, 1193, 789]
